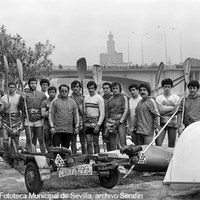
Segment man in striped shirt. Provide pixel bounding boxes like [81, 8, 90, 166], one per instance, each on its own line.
[84, 81, 105, 154]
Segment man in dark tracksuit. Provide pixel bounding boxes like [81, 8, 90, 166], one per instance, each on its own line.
[133, 84, 160, 145]
[49, 84, 79, 149]
[177, 80, 200, 135]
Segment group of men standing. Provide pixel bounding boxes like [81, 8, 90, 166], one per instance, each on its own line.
[0, 75, 200, 168]
[126, 78, 200, 149]
[0, 78, 49, 167]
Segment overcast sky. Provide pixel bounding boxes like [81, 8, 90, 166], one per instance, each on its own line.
[1, 0, 200, 66]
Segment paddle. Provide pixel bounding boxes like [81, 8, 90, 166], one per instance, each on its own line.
[93, 64, 103, 94]
[16, 59, 36, 153]
[158, 59, 192, 200]
[179, 57, 191, 135]
[152, 62, 165, 97]
[76, 57, 87, 95]
[92, 64, 106, 151]
[183, 57, 191, 86]
[3, 56, 11, 122]
[76, 57, 87, 150]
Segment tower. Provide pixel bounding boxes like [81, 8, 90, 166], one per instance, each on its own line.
[100, 32, 123, 66]
[107, 32, 115, 54]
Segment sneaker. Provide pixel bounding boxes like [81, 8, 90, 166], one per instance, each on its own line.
[142, 172, 155, 177]
[118, 166, 128, 174]
[21, 149, 30, 154]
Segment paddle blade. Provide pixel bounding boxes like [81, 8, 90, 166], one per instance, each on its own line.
[152, 61, 165, 97]
[3, 55, 9, 91]
[155, 62, 165, 89]
[3, 55, 9, 75]
[93, 64, 102, 85]
[183, 57, 191, 85]
[76, 57, 87, 81]
[16, 59, 23, 83]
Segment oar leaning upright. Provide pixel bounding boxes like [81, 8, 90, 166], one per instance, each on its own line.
[76, 57, 87, 138]
[16, 59, 36, 153]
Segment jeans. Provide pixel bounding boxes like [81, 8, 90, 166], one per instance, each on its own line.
[106, 132, 117, 151]
[156, 126, 177, 147]
[44, 126, 51, 152]
[79, 131, 87, 154]
[25, 126, 46, 153]
[70, 134, 77, 154]
[117, 123, 127, 148]
[137, 134, 153, 145]
[70, 130, 87, 154]
[106, 122, 127, 151]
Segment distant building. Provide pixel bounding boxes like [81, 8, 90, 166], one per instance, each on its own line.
[100, 32, 127, 67]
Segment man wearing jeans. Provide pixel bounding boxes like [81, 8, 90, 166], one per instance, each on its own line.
[41, 86, 57, 152]
[70, 80, 86, 154]
[156, 78, 180, 147]
[84, 81, 105, 154]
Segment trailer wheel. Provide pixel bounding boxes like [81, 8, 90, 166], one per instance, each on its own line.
[99, 167, 119, 188]
[25, 161, 43, 194]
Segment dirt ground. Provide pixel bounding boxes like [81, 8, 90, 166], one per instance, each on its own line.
[1, 156, 200, 200]
[1, 133, 200, 200]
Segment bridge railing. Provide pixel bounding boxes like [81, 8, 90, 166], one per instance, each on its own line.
[53, 64, 185, 71]
[54, 65, 94, 70]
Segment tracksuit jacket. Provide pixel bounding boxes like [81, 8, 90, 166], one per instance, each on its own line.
[133, 96, 160, 136]
[178, 94, 200, 127]
[49, 96, 79, 133]
[106, 93, 129, 123]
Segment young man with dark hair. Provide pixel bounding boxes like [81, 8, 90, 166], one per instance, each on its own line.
[178, 80, 200, 134]
[101, 82, 113, 150]
[70, 80, 86, 154]
[156, 78, 180, 147]
[133, 83, 160, 145]
[127, 83, 142, 145]
[105, 81, 129, 150]
[41, 86, 57, 151]
[84, 81, 105, 154]
[40, 78, 50, 97]
[102, 82, 112, 102]
[49, 84, 79, 149]
[24, 77, 47, 153]
[1, 82, 24, 166]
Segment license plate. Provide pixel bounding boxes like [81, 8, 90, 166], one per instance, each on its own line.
[58, 164, 93, 178]
[39, 169, 51, 180]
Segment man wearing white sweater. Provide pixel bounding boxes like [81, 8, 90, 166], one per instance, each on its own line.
[127, 84, 142, 145]
[84, 81, 105, 154]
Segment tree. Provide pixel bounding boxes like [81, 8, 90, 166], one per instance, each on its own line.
[0, 25, 55, 85]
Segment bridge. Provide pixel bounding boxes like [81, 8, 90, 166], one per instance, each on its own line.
[51, 66, 200, 95]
